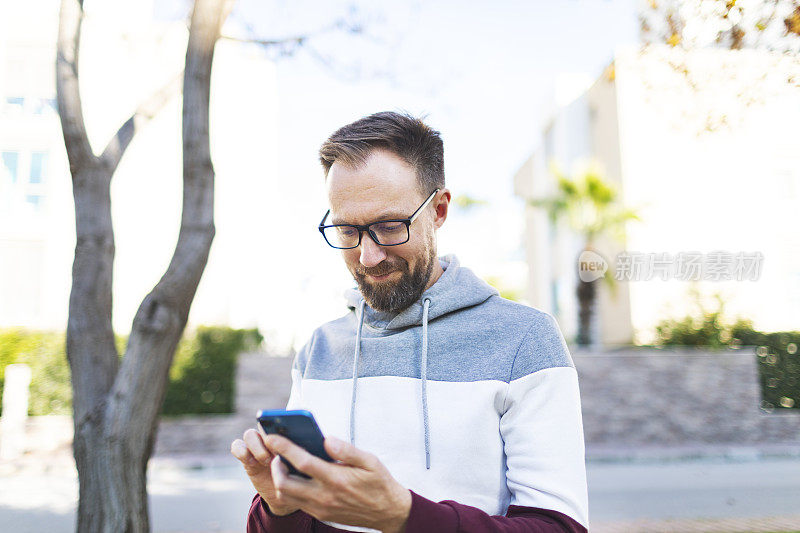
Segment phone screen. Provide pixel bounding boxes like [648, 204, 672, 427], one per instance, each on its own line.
[257, 409, 334, 478]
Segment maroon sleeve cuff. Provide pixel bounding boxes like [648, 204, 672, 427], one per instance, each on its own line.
[405, 490, 587, 533]
[246, 493, 315, 533]
[405, 490, 460, 531]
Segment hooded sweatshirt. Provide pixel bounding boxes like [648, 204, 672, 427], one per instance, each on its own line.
[247, 254, 589, 532]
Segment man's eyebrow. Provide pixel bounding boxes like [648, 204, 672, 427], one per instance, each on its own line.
[330, 211, 407, 225]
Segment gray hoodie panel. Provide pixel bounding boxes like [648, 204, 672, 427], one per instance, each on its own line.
[293, 254, 574, 383]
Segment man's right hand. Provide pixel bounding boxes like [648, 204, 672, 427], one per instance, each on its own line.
[231, 428, 300, 516]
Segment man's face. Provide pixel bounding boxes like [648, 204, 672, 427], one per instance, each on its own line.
[326, 148, 440, 313]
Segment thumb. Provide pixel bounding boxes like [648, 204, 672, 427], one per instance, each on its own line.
[324, 436, 374, 469]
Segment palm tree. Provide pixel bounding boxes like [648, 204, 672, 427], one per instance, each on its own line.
[529, 162, 640, 346]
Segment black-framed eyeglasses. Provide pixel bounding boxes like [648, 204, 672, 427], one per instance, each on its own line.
[318, 188, 440, 249]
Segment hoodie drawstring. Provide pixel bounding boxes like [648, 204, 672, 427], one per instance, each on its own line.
[421, 297, 431, 469]
[349, 297, 432, 470]
[349, 299, 366, 447]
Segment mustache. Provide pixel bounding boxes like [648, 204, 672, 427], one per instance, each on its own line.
[355, 260, 407, 277]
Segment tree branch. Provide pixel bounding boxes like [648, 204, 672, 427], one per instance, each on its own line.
[56, 0, 95, 172]
[100, 70, 184, 170]
[220, 33, 305, 48]
[219, 10, 371, 60]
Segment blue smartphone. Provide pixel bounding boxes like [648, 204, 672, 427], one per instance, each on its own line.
[257, 409, 334, 479]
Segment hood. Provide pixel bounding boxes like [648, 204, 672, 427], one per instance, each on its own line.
[344, 254, 498, 330]
[343, 254, 498, 470]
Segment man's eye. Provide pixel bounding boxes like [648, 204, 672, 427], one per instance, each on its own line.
[337, 226, 358, 237]
[373, 222, 404, 233]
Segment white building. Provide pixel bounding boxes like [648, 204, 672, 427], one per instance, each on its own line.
[515, 45, 800, 345]
[0, 0, 281, 336]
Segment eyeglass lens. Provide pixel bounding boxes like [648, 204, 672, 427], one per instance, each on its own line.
[323, 221, 408, 248]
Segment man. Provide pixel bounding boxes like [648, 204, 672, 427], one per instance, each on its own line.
[231, 111, 589, 532]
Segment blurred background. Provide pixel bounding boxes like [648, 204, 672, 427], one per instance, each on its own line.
[1, 0, 799, 531]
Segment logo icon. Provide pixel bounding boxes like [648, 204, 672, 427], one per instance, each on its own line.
[578, 250, 607, 282]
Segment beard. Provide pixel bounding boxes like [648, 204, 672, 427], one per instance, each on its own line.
[352, 233, 437, 313]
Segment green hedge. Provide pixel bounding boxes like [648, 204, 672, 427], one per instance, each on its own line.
[653, 292, 739, 349]
[0, 326, 262, 417]
[161, 326, 263, 415]
[730, 324, 800, 412]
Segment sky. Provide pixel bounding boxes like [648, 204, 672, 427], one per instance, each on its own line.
[226, 0, 640, 201]
[159, 0, 642, 348]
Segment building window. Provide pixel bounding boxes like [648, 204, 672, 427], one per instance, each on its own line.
[30, 97, 57, 115]
[32, 98, 46, 115]
[1, 152, 19, 183]
[29, 152, 47, 184]
[25, 194, 44, 210]
[4, 97, 24, 114]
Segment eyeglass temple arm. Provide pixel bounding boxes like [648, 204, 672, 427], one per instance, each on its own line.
[319, 210, 330, 228]
[408, 188, 440, 224]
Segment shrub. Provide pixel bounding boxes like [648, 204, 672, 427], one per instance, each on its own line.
[729, 318, 767, 347]
[750, 331, 800, 412]
[654, 291, 731, 349]
[161, 326, 263, 415]
[0, 326, 262, 417]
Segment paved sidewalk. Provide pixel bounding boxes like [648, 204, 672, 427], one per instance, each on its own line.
[586, 453, 800, 533]
[592, 515, 800, 533]
[2, 450, 800, 532]
[0, 453, 252, 533]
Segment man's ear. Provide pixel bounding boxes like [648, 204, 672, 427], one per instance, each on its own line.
[432, 189, 451, 230]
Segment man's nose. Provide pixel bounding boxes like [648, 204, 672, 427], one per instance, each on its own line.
[359, 231, 386, 268]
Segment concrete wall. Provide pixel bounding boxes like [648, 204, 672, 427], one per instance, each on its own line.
[575, 348, 800, 451]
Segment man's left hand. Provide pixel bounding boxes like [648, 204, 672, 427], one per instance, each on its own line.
[263, 433, 412, 533]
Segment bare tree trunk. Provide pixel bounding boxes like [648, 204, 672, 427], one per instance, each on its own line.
[56, 0, 233, 531]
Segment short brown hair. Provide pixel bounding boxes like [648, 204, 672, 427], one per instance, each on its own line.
[318, 111, 444, 195]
